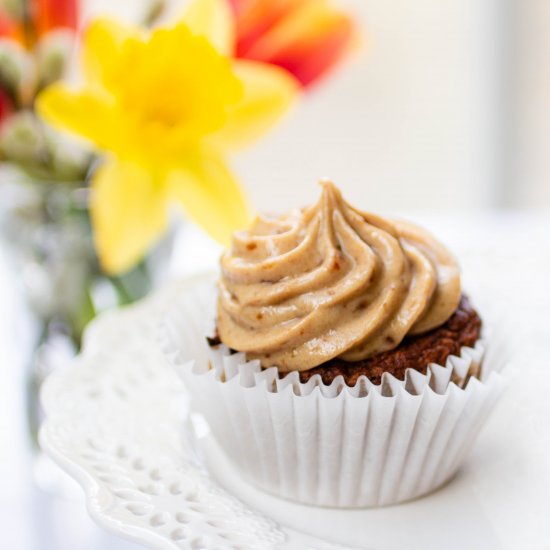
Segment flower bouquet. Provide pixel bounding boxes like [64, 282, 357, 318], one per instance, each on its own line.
[0, 0, 357, 447]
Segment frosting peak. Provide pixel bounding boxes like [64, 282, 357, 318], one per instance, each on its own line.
[217, 181, 461, 372]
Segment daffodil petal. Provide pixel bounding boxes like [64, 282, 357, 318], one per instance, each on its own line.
[182, 0, 234, 55]
[36, 83, 120, 150]
[213, 59, 298, 150]
[169, 148, 251, 246]
[91, 158, 168, 274]
[83, 17, 142, 91]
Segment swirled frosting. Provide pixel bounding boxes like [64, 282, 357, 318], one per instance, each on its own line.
[217, 181, 461, 372]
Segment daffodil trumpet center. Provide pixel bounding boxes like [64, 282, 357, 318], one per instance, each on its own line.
[109, 28, 243, 161]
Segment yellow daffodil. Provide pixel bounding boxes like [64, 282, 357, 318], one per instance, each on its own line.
[36, 0, 298, 274]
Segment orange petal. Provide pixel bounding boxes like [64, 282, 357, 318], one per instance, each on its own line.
[230, 0, 296, 55]
[0, 9, 23, 42]
[266, 13, 356, 88]
[232, 0, 357, 88]
[32, 0, 79, 38]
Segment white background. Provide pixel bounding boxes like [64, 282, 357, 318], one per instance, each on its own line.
[84, 0, 550, 213]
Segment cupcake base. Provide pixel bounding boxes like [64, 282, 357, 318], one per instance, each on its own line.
[170, 339, 504, 508]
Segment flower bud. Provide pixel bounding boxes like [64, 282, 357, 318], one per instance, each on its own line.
[143, 0, 166, 26]
[35, 29, 76, 88]
[0, 110, 45, 166]
[43, 124, 92, 181]
[0, 38, 37, 104]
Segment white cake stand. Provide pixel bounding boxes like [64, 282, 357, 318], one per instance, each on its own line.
[40, 248, 549, 549]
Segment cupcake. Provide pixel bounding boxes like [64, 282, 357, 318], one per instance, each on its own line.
[163, 180, 505, 508]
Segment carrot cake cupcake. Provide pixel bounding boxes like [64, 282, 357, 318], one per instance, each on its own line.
[164, 180, 505, 508]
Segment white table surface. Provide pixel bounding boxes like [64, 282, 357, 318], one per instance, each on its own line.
[2, 210, 550, 549]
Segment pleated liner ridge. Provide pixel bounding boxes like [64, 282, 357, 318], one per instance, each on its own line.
[161, 276, 507, 508]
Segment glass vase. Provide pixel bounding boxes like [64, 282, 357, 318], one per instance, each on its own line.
[0, 173, 160, 460]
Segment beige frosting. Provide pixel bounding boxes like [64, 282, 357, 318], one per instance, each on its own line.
[217, 181, 461, 372]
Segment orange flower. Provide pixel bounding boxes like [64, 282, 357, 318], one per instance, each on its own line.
[30, 0, 78, 39]
[0, 0, 78, 48]
[229, 0, 357, 88]
[0, 8, 22, 41]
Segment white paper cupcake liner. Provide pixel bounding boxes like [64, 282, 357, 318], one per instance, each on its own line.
[161, 277, 507, 508]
